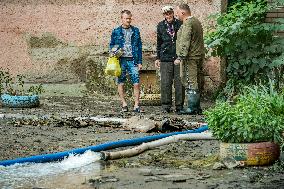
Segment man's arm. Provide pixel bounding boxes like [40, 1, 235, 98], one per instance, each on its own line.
[109, 29, 116, 49]
[137, 28, 143, 65]
[156, 24, 162, 61]
[177, 21, 192, 59]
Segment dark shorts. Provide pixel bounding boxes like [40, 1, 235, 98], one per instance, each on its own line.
[116, 57, 140, 84]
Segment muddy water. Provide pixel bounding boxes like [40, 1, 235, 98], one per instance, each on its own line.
[1, 85, 284, 189]
[0, 151, 103, 189]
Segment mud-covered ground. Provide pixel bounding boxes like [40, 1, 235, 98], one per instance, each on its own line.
[1, 90, 284, 189]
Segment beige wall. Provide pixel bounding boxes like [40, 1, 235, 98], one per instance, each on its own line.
[0, 0, 224, 92]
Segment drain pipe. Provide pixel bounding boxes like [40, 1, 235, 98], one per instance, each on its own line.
[102, 132, 215, 160]
[0, 126, 208, 166]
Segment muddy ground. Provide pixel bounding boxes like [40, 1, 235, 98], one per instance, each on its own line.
[0, 90, 284, 189]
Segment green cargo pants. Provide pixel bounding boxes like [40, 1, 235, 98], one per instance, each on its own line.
[180, 58, 204, 91]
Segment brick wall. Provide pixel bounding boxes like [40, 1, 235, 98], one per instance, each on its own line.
[266, 1, 284, 36]
[0, 0, 225, 92]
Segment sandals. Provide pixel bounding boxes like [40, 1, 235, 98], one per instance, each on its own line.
[121, 106, 129, 112]
[121, 106, 144, 113]
[133, 106, 144, 113]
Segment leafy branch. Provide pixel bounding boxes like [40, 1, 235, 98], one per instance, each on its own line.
[205, 0, 284, 97]
[0, 69, 44, 96]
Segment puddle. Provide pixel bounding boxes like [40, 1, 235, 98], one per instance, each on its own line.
[0, 150, 103, 189]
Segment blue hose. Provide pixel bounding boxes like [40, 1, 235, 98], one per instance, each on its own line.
[0, 126, 208, 166]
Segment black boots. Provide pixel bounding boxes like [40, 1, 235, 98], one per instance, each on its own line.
[180, 88, 202, 115]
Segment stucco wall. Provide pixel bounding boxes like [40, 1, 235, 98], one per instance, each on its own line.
[0, 0, 224, 92]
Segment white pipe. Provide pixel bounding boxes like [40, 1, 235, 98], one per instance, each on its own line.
[75, 116, 127, 123]
[102, 132, 215, 160]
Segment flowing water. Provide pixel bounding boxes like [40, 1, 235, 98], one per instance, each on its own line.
[0, 151, 103, 189]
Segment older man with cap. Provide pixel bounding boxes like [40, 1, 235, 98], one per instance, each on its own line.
[155, 5, 184, 114]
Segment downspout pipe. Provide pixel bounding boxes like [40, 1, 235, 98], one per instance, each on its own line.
[0, 126, 208, 166]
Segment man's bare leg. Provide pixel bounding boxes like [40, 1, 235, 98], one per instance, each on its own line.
[133, 83, 140, 108]
[118, 84, 127, 107]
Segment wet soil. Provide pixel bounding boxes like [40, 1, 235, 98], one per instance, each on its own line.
[0, 93, 284, 189]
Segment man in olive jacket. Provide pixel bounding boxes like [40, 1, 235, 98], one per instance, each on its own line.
[174, 4, 205, 114]
[155, 5, 184, 114]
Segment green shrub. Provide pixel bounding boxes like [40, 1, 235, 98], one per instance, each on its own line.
[205, 82, 284, 143]
[0, 69, 44, 96]
[205, 0, 284, 97]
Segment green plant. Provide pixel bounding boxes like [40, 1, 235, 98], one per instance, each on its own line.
[27, 84, 44, 95]
[227, 0, 257, 8]
[205, 82, 284, 144]
[0, 70, 16, 95]
[205, 0, 284, 97]
[0, 69, 45, 96]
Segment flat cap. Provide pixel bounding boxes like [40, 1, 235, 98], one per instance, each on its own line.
[162, 5, 174, 14]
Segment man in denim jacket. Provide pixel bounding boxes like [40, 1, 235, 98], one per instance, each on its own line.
[110, 10, 143, 113]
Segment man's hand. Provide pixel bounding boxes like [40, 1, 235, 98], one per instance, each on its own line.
[174, 59, 182, 65]
[138, 64, 142, 71]
[154, 59, 161, 68]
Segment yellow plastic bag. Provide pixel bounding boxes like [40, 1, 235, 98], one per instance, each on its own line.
[104, 57, 121, 77]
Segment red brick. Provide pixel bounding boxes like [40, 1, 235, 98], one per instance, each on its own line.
[278, 12, 284, 17]
[277, 7, 284, 13]
[276, 31, 284, 36]
[266, 12, 278, 18]
[265, 18, 273, 23]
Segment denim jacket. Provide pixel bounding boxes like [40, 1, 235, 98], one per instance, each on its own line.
[110, 25, 142, 65]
